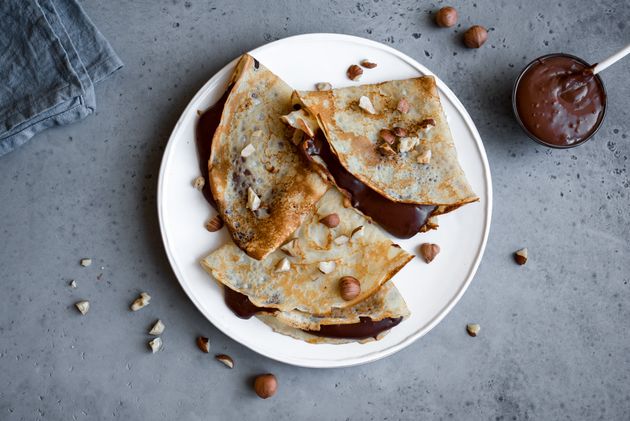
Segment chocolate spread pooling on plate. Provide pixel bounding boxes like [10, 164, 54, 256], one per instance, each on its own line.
[300, 132, 436, 238]
[515, 55, 606, 146]
[195, 88, 403, 340]
[195, 86, 233, 209]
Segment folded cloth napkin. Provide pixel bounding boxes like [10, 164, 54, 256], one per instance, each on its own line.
[0, 0, 123, 156]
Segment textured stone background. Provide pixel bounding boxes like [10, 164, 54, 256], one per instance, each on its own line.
[0, 1, 628, 419]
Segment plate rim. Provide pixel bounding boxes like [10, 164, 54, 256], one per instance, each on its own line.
[157, 33, 493, 368]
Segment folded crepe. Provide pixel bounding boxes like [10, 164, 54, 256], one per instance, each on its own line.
[258, 281, 410, 344]
[201, 188, 413, 315]
[286, 76, 477, 222]
[208, 54, 328, 260]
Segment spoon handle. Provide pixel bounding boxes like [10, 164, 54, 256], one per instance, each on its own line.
[592, 43, 630, 75]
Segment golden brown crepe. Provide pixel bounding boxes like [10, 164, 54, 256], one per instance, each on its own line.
[201, 188, 413, 315]
[292, 76, 478, 215]
[208, 54, 328, 260]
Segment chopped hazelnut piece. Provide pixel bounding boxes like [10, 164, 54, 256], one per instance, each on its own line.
[148, 337, 162, 353]
[130, 292, 151, 311]
[358, 96, 376, 114]
[397, 98, 410, 114]
[359, 59, 377, 69]
[514, 248, 528, 265]
[280, 239, 299, 256]
[377, 142, 396, 157]
[315, 82, 332, 91]
[196, 336, 210, 353]
[215, 354, 234, 369]
[379, 129, 396, 145]
[417, 149, 432, 164]
[75, 300, 90, 315]
[275, 257, 291, 273]
[247, 188, 261, 211]
[240, 143, 255, 158]
[149, 319, 165, 336]
[466, 323, 480, 337]
[205, 215, 224, 232]
[392, 127, 408, 137]
[346, 64, 363, 81]
[69, 280, 77, 288]
[193, 176, 205, 190]
[80, 258, 92, 267]
[318, 261, 336, 274]
[334, 235, 349, 245]
[398, 136, 421, 153]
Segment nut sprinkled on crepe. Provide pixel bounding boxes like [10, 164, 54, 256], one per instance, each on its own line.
[319, 213, 340, 228]
[334, 235, 349, 245]
[398, 136, 421, 153]
[347, 64, 363, 81]
[379, 129, 396, 145]
[240, 143, 255, 158]
[397, 98, 410, 114]
[318, 261, 336, 274]
[247, 188, 261, 211]
[358, 96, 376, 114]
[315, 82, 332, 91]
[416, 149, 432, 164]
[339, 276, 361, 301]
[275, 257, 291, 273]
[280, 239, 299, 256]
[392, 127, 408, 137]
[377, 142, 396, 157]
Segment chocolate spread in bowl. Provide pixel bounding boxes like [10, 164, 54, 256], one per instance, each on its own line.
[514, 54, 606, 147]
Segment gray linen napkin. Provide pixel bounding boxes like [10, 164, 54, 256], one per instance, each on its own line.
[0, 0, 123, 156]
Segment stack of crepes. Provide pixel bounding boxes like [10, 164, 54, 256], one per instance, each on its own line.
[199, 54, 477, 344]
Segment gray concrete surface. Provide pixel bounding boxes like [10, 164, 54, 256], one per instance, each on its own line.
[1, 1, 629, 420]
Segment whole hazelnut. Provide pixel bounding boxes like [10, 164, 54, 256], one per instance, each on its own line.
[254, 374, 277, 399]
[435, 6, 458, 28]
[319, 213, 340, 228]
[463, 25, 488, 48]
[420, 243, 440, 263]
[339, 276, 361, 301]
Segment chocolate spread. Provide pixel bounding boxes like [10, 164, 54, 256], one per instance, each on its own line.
[301, 133, 436, 238]
[195, 89, 403, 340]
[515, 54, 606, 147]
[224, 287, 401, 339]
[195, 86, 232, 209]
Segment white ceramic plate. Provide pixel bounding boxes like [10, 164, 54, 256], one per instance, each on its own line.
[158, 34, 492, 368]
